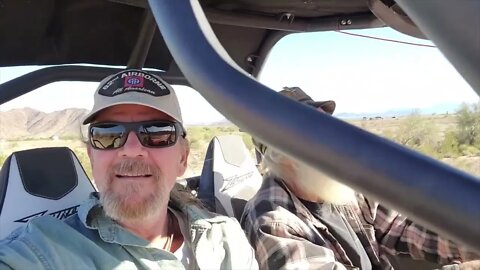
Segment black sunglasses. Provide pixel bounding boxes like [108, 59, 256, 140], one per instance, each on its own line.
[89, 120, 186, 150]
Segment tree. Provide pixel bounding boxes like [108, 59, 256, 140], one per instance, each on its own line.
[455, 102, 480, 146]
[395, 110, 437, 150]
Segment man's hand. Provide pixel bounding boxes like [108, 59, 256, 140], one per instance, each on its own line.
[459, 260, 480, 270]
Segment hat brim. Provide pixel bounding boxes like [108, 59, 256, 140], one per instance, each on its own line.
[309, 100, 336, 114]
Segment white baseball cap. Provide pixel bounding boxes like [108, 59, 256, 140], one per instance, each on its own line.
[82, 69, 183, 124]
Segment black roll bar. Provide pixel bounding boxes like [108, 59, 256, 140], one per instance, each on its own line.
[205, 9, 384, 32]
[127, 10, 157, 69]
[148, 0, 480, 251]
[0, 65, 188, 104]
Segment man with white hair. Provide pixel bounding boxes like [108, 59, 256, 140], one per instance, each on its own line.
[0, 69, 258, 269]
[241, 87, 479, 270]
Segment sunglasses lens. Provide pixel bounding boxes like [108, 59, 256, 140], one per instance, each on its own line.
[89, 121, 181, 150]
[139, 122, 177, 147]
[90, 124, 126, 150]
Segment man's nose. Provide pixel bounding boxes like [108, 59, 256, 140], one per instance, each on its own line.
[118, 131, 148, 157]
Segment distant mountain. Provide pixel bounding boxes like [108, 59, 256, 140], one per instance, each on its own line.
[420, 102, 463, 115]
[336, 103, 462, 120]
[0, 108, 88, 140]
[0, 103, 464, 139]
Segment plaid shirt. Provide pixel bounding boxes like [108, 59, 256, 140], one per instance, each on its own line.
[241, 176, 477, 270]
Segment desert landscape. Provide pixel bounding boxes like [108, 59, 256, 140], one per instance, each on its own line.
[1, 106, 479, 180]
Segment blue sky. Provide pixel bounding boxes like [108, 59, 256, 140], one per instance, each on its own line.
[259, 28, 477, 113]
[0, 27, 478, 124]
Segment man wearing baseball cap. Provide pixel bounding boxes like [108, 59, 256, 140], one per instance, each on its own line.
[242, 87, 479, 269]
[0, 69, 258, 269]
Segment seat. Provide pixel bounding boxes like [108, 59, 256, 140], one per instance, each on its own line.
[198, 135, 262, 220]
[0, 147, 96, 239]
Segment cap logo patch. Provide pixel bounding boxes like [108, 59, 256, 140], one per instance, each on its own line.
[124, 76, 144, 88]
[99, 71, 171, 97]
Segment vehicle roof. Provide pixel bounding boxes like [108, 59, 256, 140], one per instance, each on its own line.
[0, 0, 415, 78]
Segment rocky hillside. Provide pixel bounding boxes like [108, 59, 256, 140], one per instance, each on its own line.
[0, 108, 88, 140]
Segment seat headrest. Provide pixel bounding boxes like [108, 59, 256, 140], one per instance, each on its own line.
[198, 135, 262, 220]
[0, 147, 96, 239]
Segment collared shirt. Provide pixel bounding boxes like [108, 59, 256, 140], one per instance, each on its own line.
[0, 193, 258, 270]
[241, 175, 477, 270]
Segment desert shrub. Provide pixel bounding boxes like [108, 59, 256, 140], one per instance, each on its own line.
[394, 110, 438, 150]
[474, 140, 480, 150]
[458, 145, 480, 156]
[437, 130, 461, 157]
[455, 102, 480, 146]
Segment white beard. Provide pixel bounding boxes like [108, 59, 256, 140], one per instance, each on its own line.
[262, 147, 357, 205]
[99, 159, 168, 224]
[293, 159, 357, 205]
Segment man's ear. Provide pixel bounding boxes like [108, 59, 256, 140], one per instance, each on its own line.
[177, 140, 189, 176]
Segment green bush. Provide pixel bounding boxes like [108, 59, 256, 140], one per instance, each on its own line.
[437, 130, 461, 157]
[459, 145, 480, 156]
[394, 110, 438, 149]
[455, 102, 480, 146]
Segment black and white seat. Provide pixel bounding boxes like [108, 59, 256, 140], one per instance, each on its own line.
[198, 135, 262, 220]
[0, 147, 96, 239]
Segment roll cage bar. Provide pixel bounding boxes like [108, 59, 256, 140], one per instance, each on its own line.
[0, 0, 479, 252]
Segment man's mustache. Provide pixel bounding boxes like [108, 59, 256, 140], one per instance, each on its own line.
[110, 159, 161, 180]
